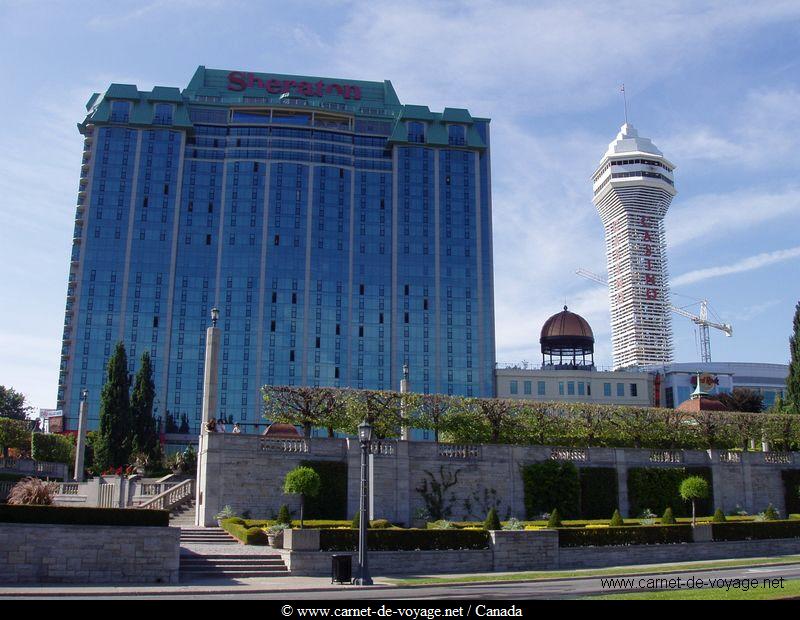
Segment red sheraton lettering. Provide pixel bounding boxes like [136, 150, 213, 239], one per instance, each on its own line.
[227, 71, 362, 100]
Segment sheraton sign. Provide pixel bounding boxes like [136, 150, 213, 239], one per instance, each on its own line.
[227, 71, 362, 100]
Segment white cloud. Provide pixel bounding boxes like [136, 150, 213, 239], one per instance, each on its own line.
[672, 246, 800, 287]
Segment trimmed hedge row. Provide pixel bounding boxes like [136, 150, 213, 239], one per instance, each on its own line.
[627, 467, 713, 517]
[579, 467, 618, 519]
[300, 460, 347, 520]
[0, 504, 169, 527]
[558, 525, 693, 547]
[782, 470, 800, 516]
[320, 528, 490, 551]
[712, 520, 800, 541]
[220, 518, 268, 544]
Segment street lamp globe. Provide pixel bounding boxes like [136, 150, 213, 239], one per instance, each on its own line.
[358, 420, 373, 444]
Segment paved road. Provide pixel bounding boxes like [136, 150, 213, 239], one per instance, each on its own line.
[5, 563, 799, 600]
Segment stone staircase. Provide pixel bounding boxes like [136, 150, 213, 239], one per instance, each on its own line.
[179, 552, 289, 579]
[169, 499, 197, 527]
[179, 526, 237, 545]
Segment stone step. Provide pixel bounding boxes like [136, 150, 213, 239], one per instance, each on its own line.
[180, 569, 289, 578]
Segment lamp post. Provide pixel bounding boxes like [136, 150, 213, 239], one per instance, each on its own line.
[355, 419, 373, 586]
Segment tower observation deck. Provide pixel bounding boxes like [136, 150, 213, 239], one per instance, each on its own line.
[592, 123, 676, 369]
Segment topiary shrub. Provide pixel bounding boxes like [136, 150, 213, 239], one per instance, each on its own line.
[628, 467, 713, 518]
[6, 477, 59, 505]
[277, 504, 292, 525]
[610, 509, 624, 527]
[763, 504, 780, 521]
[662, 507, 676, 525]
[485, 507, 501, 531]
[547, 508, 562, 528]
[712, 508, 727, 523]
[369, 519, 393, 529]
[351, 511, 360, 529]
[679, 476, 710, 525]
[283, 466, 321, 528]
[299, 460, 347, 519]
[579, 468, 618, 519]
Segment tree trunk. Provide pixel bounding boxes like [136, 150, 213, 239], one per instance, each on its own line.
[300, 494, 304, 529]
[692, 500, 696, 526]
[303, 422, 312, 438]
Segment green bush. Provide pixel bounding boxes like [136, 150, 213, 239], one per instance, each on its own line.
[712, 508, 727, 523]
[662, 507, 676, 525]
[782, 470, 800, 516]
[547, 508, 562, 528]
[0, 504, 168, 526]
[485, 507, 501, 531]
[369, 519, 394, 529]
[30, 433, 74, 465]
[763, 504, 780, 521]
[351, 512, 360, 529]
[559, 525, 693, 547]
[277, 504, 292, 525]
[712, 520, 800, 541]
[521, 460, 580, 519]
[299, 460, 347, 519]
[628, 467, 713, 518]
[319, 528, 490, 551]
[610, 509, 624, 527]
[579, 468, 618, 519]
[0, 418, 31, 455]
[220, 518, 268, 545]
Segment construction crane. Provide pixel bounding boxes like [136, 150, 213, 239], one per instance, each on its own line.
[575, 268, 733, 363]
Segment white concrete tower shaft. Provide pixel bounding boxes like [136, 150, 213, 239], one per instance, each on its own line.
[592, 123, 677, 369]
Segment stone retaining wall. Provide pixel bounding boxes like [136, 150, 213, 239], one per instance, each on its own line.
[283, 549, 493, 576]
[0, 523, 180, 584]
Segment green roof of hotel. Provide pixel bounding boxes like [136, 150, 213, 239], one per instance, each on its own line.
[81, 66, 488, 148]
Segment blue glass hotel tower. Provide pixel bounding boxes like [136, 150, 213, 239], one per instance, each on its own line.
[59, 67, 496, 432]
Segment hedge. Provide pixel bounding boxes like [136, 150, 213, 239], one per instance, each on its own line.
[0, 504, 169, 527]
[521, 460, 580, 518]
[579, 468, 618, 519]
[712, 520, 800, 542]
[220, 518, 268, 544]
[235, 519, 355, 529]
[558, 525, 693, 547]
[300, 460, 347, 520]
[782, 470, 800, 516]
[627, 467, 713, 518]
[320, 528, 490, 551]
[30, 433, 74, 465]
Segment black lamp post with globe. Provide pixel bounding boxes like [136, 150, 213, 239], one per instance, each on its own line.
[354, 419, 374, 586]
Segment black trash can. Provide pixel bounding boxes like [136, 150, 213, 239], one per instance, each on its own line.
[331, 554, 353, 584]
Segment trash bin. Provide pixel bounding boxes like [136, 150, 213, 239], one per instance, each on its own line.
[331, 554, 353, 584]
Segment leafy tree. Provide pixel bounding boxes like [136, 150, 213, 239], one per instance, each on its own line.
[412, 394, 453, 442]
[484, 507, 501, 531]
[130, 351, 159, 463]
[0, 386, 32, 420]
[263, 386, 340, 438]
[93, 342, 133, 470]
[341, 389, 405, 439]
[717, 388, 765, 413]
[610, 509, 624, 526]
[788, 301, 800, 414]
[679, 476, 710, 525]
[0, 418, 31, 458]
[283, 466, 321, 528]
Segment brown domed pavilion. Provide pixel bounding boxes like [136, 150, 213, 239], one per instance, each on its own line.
[676, 372, 728, 412]
[540, 306, 595, 369]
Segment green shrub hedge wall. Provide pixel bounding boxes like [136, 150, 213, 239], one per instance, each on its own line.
[558, 525, 693, 547]
[522, 460, 581, 519]
[319, 528, 490, 552]
[712, 520, 800, 541]
[627, 467, 713, 518]
[579, 467, 618, 519]
[299, 460, 347, 520]
[0, 504, 169, 526]
[220, 518, 268, 544]
[30, 433, 74, 465]
[782, 470, 800, 516]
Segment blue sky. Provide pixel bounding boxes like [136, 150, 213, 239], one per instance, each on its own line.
[1, 0, 799, 410]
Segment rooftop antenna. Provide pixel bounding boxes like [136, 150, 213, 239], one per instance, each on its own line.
[620, 83, 629, 125]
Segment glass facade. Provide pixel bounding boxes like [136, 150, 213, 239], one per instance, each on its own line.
[58, 67, 496, 432]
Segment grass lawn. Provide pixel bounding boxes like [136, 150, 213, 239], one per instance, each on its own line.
[592, 579, 800, 600]
[387, 555, 800, 586]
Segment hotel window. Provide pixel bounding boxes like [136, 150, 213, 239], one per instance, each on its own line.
[523, 381, 532, 395]
[448, 125, 466, 145]
[510, 380, 518, 395]
[537, 381, 546, 396]
[153, 103, 173, 125]
[110, 101, 131, 123]
[558, 382, 565, 396]
[577, 382, 585, 396]
[630, 383, 638, 397]
[407, 121, 425, 143]
[604, 382, 611, 397]
[617, 383, 625, 397]
[567, 382, 575, 395]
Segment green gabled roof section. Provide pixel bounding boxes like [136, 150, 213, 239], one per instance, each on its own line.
[80, 83, 193, 133]
[388, 105, 488, 149]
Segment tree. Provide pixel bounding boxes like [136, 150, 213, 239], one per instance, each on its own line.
[283, 466, 321, 528]
[787, 301, 800, 414]
[0, 418, 31, 458]
[130, 351, 160, 463]
[679, 476, 710, 525]
[717, 388, 764, 413]
[0, 385, 32, 420]
[93, 342, 133, 470]
[262, 386, 339, 438]
[484, 507, 501, 531]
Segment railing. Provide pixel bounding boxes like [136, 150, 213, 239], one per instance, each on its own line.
[370, 441, 396, 457]
[98, 483, 115, 508]
[56, 483, 80, 495]
[649, 450, 683, 464]
[259, 437, 308, 453]
[718, 451, 742, 464]
[438, 444, 481, 460]
[139, 481, 179, 496]
[1, 458, 66, 477]
[764, 452, 793, 465]
[550, 447, 588, 462]
[0, 481, 12, 501]
[139, 478, 194, 511]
